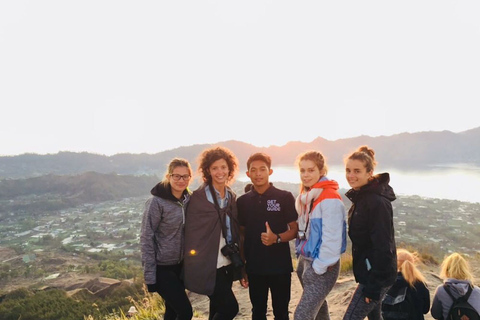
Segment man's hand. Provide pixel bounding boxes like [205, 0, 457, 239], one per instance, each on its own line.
[239, 267, 249, 288]
[261, 221, 277, 246]
[240, 277, 248, 288]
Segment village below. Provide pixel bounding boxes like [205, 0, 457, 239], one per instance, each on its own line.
[1, 181, 479, 294]
[1, 130, 480, 318]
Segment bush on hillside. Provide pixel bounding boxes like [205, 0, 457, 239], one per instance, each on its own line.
[340, 253, 353, 273]
[0, 289, 101, 320]
[85, 285, 166, 320]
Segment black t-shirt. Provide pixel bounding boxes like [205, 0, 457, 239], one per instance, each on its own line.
[237, 184, 298, 275]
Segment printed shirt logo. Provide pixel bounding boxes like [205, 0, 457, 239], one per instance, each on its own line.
[267, 199, 281, 212]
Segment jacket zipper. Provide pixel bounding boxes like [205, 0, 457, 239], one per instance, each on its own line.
[178, 201, 185, 264]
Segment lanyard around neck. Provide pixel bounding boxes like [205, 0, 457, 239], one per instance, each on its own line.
[208, 184, 229, 241]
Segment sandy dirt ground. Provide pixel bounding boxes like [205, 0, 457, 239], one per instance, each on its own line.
[188, 263, 452, 320]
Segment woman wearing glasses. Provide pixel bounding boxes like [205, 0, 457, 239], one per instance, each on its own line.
[184, 146, 244, 320]
[140, 158, 193, 320]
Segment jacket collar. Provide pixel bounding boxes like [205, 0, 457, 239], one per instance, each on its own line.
[150, 182, 190, 202]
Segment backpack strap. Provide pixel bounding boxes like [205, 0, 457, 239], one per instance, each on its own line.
[464, 285, 473, 301]
[444, 284, 473, 302]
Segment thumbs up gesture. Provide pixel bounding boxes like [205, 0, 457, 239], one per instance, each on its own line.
[261, 221, 277, 246]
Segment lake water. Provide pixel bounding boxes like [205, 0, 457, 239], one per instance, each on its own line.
[239, 165, 480, 204]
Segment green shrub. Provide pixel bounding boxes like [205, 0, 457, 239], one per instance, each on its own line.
[85, 285, 166, 320]
[0, 289, 100, 320]
[4, 288, 33, 301]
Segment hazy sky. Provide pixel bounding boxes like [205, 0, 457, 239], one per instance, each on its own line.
[1, 1, 479, 156]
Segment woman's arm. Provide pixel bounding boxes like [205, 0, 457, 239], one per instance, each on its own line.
[364, 198, 396, 300]
[140, 198, 162, 286]
[311, 199, 346, 275]
[414, 281, 431, 315]
[430, 286, 444, 319]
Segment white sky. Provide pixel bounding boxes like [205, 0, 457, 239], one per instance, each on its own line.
[1, 1, 479, 156]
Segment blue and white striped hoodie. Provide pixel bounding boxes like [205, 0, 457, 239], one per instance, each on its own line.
[295, 176, 347, 275]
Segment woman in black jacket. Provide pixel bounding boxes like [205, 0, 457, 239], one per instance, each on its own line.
[343, 145, 397, 320]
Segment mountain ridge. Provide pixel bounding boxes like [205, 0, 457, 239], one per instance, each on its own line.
[1, 128, 479, 179]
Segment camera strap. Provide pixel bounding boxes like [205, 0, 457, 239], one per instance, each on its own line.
[302, 198, 315, 229]
[208, 184, 230, 243]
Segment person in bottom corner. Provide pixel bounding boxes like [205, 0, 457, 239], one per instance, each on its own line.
[382, 248, 430, 320]
[183, 146, 245, 320]
[140, 157, 193, 320]
[237, 152, 298, 320]
[431, 252, 480, 319]
[343, 145, 397, 320]
[293, 150, 347, 320]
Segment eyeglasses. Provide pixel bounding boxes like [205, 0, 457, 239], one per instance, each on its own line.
[170, 174, 191, 181]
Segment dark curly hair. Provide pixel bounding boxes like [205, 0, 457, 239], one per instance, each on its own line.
[197, 146, 239, 185]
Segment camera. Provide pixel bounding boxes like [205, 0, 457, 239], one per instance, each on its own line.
[297, 231, 306, 240]
[221, 243, 244, 269]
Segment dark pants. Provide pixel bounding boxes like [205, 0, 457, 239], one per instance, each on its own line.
[155, 263, 193, 320]
[248, 273, 291, 320]
[343, 284, 391, 320]
[208, 264, 239, 320]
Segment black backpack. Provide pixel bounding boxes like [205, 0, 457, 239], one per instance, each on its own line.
[382, 282, 415, 320]
[444, 284, 480, 320]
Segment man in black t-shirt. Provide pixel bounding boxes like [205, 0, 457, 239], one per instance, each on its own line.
[237, 153, 298, 320]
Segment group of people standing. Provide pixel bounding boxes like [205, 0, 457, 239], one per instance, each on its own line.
[140, 145, 480, 320]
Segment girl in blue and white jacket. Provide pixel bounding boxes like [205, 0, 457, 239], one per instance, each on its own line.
[294, 151, 347, 320]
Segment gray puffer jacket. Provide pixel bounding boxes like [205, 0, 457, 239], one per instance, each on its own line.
[140, 182, 190, 285]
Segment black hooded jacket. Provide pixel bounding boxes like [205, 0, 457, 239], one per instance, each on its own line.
[346, 173, 397, 300]
[384, 272, 430, 320]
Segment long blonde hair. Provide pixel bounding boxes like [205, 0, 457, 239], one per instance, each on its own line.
[397, 248, 427, 288]
[440, 252, 474, 284]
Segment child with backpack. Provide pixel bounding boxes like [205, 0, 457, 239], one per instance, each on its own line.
[382, 248, 430, 320]
[431, 252, 480, 320]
